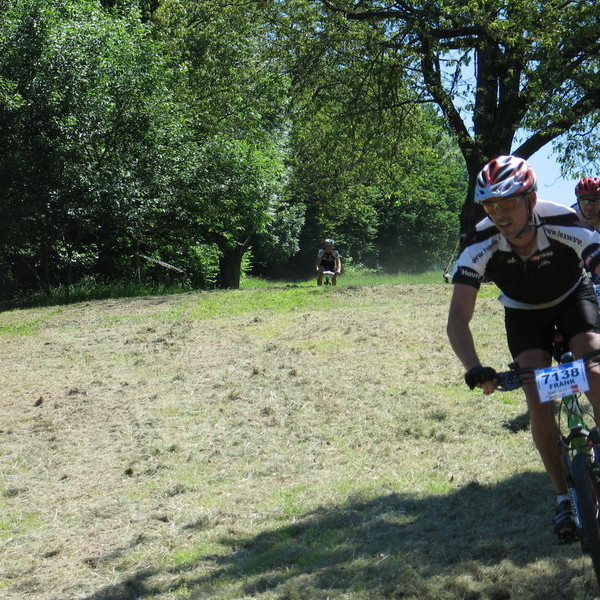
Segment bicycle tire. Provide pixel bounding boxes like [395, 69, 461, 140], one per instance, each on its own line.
[572, 452, 600, 586]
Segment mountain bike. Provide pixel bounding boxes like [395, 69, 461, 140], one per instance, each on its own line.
[321, 270, 337, 286]
[496, 345, 600, 587]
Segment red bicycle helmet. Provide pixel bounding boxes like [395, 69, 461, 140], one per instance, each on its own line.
[474, 155, 537, 203]
[575, 177, 600, 197]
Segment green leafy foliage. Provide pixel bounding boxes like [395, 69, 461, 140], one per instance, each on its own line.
[292, 0, 600, 231]
[271, 4, 466, 273]
[0, 0, 183, 295]
[155, 0, 301, 288]
[0, 0, 483, 299]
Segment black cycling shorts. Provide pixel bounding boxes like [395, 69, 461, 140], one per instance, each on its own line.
[504, 278, 600, 358]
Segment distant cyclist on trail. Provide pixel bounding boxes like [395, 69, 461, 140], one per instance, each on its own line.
[316, 238, 341, 286]
[446, 155, 600, 543]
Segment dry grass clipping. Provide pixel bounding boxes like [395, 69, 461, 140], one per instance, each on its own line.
[0, 286, 597, 600]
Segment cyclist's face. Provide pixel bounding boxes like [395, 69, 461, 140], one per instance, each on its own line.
[578, 195, 600, 221]
[481, 194, 531, 238]
[480, 195, 522, 215]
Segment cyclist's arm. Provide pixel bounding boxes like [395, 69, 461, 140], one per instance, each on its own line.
[447, 283, 495, 394]
[581, 239, 600, 275]
[335, 253, 341, 274]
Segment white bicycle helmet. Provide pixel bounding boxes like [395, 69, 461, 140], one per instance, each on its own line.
[474, 155, 537, 203]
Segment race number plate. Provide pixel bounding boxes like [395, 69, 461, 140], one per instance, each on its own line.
[535, 360, 589, 403]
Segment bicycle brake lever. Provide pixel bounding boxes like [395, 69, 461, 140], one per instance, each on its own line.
[496, 371, 523, 392]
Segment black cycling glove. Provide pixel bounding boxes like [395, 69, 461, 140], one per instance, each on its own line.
[464, 365, 498, 390]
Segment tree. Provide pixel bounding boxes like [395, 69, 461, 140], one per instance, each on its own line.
[155, 0, 302, 288]
[297, 0, 600, 234]
[268, 0, 466, 274]
[287, 96, 466, 274]
[99, 0, 160, 21]
[0, 0, 183, 296]
[188, 136, 290, 289]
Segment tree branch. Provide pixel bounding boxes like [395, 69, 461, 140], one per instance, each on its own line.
[515, 91, 600, 158]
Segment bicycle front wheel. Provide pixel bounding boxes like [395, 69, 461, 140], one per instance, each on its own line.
[573, 452, 600, 587]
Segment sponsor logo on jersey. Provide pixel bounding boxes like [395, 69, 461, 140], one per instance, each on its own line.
[456, 267, 481, 280]
[471, 238, 498, 264]
[544, 226, 584, 247]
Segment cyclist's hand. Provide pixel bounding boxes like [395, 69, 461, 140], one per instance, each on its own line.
[464, 366, 498, 394]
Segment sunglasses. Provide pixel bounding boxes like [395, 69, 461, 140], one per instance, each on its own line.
[578, 196, 600, 206]
[480, 195, 523, 214]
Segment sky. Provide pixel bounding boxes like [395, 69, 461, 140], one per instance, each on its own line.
[526, 146, 579, 208]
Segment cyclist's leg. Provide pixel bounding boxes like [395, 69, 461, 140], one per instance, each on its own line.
[506, 308, 577, 539]
[506, 305, 569, 492]
[317, 268, 323, 286]
[516, 348, 566, 494]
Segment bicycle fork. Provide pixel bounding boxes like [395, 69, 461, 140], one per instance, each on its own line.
[562, 448, 584, 526]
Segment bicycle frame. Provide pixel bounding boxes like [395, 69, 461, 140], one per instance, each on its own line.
[560, 386, 593, 454]
[321, 270, 336, 285]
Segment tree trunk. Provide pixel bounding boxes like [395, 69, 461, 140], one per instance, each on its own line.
[40, 240, 52, 293]
[217, 245, 246, 289]
[459, 178, 486, 244]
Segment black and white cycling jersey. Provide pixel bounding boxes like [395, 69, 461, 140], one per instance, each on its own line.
[452, 200, 600, 309]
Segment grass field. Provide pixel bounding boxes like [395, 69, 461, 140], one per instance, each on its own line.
[1, 275, 600, 600]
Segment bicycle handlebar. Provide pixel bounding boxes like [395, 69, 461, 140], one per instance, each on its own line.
[495, 369, 533, 392]
[494, 348, 600, 392]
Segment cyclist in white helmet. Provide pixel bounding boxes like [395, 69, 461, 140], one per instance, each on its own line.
[447, 155, 600, 542]
[316, 238, 341, 286]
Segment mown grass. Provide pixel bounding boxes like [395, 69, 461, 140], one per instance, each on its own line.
[241, 270, 445, 289]
[0, 269, 443, 314]
[167, 271, 449, 320]
[175, 286, 340, 320]
[0, 308, 64, 336]
[1, 276, 599, 600]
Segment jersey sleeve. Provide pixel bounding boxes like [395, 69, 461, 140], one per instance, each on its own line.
[545, 212, 600, 267]
[451, 228, 496, 288]
[451, 262, 484, 288]
[583, 243, 600, 273]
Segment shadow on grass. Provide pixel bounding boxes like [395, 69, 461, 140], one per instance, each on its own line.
[0, 284, 191, 312]
[84, 472, 593, 600]
[502, 411, 530, 433]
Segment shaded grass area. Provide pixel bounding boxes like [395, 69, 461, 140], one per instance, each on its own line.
[82, 475, 587, 600]
[0, 283, 191, 312]
[1, 282, 597, 600]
